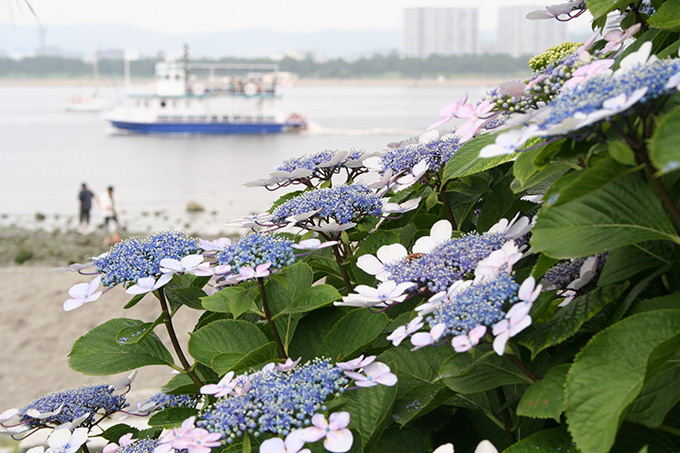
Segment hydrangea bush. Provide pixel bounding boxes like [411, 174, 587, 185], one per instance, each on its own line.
[4, 1, 680, 451]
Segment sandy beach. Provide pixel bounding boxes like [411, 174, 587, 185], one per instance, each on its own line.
[0, 229, 204, 413]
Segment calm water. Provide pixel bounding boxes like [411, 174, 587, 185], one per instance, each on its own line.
[0, 83, 489, 235]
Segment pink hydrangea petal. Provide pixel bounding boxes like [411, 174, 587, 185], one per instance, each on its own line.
[301, 426, 326, 443]
[328, 411, 350, 430]
[376, 243, 408, 265]
[493, 332, 510, 356]
[259, 437, 285, 453]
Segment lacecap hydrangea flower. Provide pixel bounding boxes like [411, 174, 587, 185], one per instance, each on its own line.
[270, 184, 383, 228]
[216, 233, 295, 272]
[92, 231, 200, 287]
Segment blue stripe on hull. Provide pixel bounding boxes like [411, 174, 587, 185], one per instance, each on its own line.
[110, 120, 292, 135]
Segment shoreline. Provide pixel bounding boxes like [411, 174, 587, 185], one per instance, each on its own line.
[0, 76, 504, 88]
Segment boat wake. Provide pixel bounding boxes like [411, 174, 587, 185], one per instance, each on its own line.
[303, 121, 422, 137]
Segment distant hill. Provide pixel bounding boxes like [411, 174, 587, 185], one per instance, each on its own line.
[0, 24, 401, 59]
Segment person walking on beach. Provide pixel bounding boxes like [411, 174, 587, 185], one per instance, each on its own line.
[78, 183, 96, 234]
[100, 185, 120, 246]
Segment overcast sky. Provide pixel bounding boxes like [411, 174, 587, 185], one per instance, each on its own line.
[4, 0, 591, 33]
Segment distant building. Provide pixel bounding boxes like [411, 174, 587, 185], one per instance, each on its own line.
[497, 6, 569, 57]
[402, 7, 479, 58]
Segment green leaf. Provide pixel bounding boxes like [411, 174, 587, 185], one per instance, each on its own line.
[212, 342, 279, 375]
[201, 283, 259, 318]
[391, 384, 453, 426]
[443, 132, 515, 181]
[379, 344, 453, 395]
[543, 157, 634, 208]
[148, 407, 199, 429]
[123, 294, 145, 309]
[650, 104, 680, 175]
[287, 308, 347, 361]
[648, 0, 680, 31]
[439, 346, 532, 393]
[598, 242, 673, 286]
[372, 427, 425, 453]
[164, 286, 207, 311]
[517, 364, 569, 421]
[521, 284, 628, 358]
[629, 293, 680, 316]
[513, 146, 542, 186]
[188, 320, 269, 369]
[626, 346, 680, 427]
[69, 318, 174, 375]
[609, 141, 637, 166]
[275, 284, 341, 316]
[116, 313, 166, 345]
[99, 424, 140, 442]
[565, 310, 680, 453]
[345, 384, 397, 452]
[587, 0, 640, 19]
[318, 310, 389, 361]
[532, 173, 680, 259]
[504, 427, 577, 452]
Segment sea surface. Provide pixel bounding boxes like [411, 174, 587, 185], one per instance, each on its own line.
[0, 82, 490, 236]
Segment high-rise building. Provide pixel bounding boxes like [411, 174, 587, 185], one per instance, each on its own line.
[402, 8, 479, 58]
[497, 6, 569, 57]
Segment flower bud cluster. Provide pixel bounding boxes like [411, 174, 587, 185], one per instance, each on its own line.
[92, 231, 200, 287]
[385, 232, 508, 293]
[216, 233, 294, 271]
[380, 133, 461, 177]
[271, 184, 383, 226]
[19, 384, 127, 429]
[196, 358, 347, 442]
[428, 271, 519, 336]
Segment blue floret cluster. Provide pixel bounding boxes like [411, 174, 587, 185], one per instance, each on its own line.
[92, 231, 200, 287]
[19, 384, 127, 429]
[386, 232, 508, 293]
[217, 233, 295, 271]
[540, 58, 680, 132]
[197, 358, 347, 442]
[276, 149, 365, 174]
[429, 272, 519, 336]
[118, 439, 157, 453]
[271, 184, 383, 225]
[144, 392, 202, 412]
[380, 133, 461, 176]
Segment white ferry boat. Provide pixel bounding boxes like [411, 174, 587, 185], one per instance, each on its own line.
[106, 50, 307, 134]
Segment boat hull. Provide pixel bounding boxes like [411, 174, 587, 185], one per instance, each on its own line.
[109, 120, 301, 135]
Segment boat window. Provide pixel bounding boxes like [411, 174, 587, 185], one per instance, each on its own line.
[165, 74, 170, 80]
[175, 74, 181, 80]
[211, 116, 219, 122]
[187, 116, 195, 122]
[160, 100, 166, 108]
[196, 116, 207, 121]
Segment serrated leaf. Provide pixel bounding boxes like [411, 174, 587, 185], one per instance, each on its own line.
[565, 310, 680, 453]
[532, 173, 680, 259]
[439, 346, 532, 393]
[188, 320, 269, 369]
[629, 293, 680, 316]
[443, 132, 515, 182]
[391, 384, 452, 426]
[345, 383, 397, 452]
[504, 427, 577, 452]
[275, 284, 341, 316]
[287, 308, 347, 361]
[148, 407, 199, 429]
[517, 364, 569, 421]
[318, 310, 389, 361]
[521, 284, 628, 358]
[513, 146, 542, 186]
[213, 342, 279, 374]
[650, 103, 680, 175]
[201, 284, 259, 319]
[69, 318, 174, 375]
[609, 140, 636, 166]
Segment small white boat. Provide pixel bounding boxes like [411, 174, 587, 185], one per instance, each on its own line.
[64, 92, 119, 112]
[105, 48, 307, 135]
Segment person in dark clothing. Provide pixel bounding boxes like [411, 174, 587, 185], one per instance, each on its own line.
[78, 183, 96, 233]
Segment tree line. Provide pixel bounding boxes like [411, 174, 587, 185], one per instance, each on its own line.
[0, 51, 531, 79]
